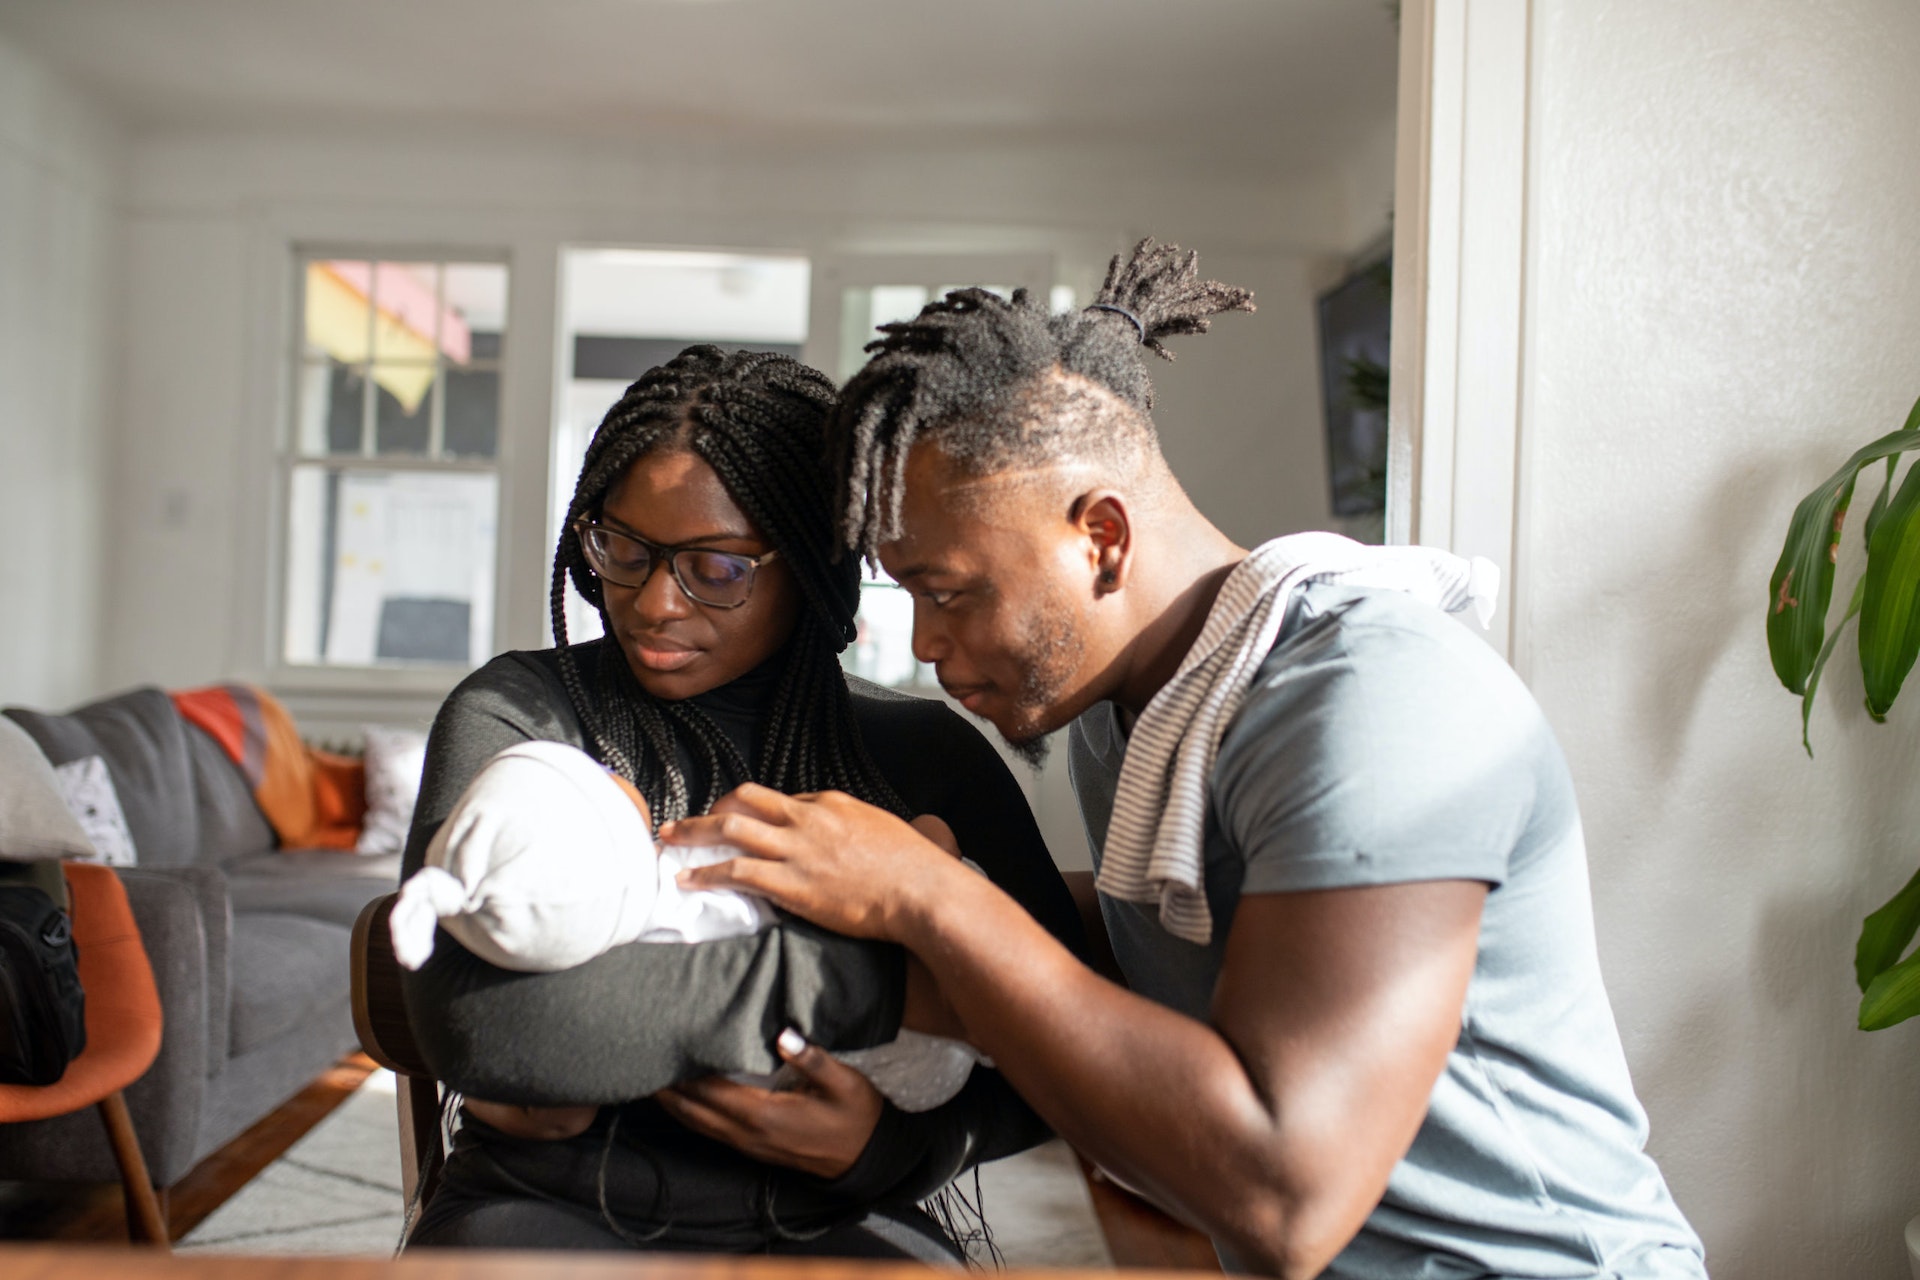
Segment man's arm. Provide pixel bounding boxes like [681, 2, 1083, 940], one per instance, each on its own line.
[926, 877, 1484, 1277]
[670, 788, 1484, 1278]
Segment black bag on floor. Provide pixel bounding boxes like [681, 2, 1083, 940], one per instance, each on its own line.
[0, 884, 86, 1085]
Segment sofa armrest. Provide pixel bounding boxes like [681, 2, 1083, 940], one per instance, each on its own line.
[110, 865, 227, 1185]
[122, 864, 230, 1068]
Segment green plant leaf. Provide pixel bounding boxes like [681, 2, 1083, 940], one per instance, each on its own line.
[1856, 865, 1920, 991]
[1772, 399, 1920, 694]
[1871, 395, 1920, 549]
[1865, 458, 1898, 548]
[1861, 943, 1920, 1029]
[1859, 457, 1920, 717]
[1769, 419, 1920, 695]
[1802, 576, 1866, 755]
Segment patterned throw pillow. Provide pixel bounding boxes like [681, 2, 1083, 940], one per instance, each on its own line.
[357, 725, 429, 856]
[52, 756, 137, 866]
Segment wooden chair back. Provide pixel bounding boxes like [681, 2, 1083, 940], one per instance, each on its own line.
[348, 893, 444, 1214]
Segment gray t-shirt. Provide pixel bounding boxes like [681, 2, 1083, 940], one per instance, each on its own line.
[1068, 583, 1705, 1279]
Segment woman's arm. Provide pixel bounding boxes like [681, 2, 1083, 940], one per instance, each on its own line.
[399, 654, 909, 1104]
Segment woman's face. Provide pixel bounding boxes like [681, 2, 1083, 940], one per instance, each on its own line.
[592, 448, 801, 700]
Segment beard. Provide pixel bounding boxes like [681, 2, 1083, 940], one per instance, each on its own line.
[995, 590, 1085, 771]
[1005, 729, 1052, 770]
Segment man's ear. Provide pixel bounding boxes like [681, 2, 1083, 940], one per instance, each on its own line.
[1069, 490, 1132, 597]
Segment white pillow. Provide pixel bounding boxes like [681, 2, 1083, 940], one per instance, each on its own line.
[356, 725, 429, 855]
[53, 755, 136, 866]
[0, 715, 97, 861]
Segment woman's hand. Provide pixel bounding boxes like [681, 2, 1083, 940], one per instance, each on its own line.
[660, 784, 968, 942]
[655, 1030, 883, 1180]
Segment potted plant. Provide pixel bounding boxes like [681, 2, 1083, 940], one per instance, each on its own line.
[1768, 393, 1920, 1031]
[1771, 393, 1920, 1276]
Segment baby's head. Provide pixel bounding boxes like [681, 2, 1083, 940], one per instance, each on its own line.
[392, 740, 663, 973]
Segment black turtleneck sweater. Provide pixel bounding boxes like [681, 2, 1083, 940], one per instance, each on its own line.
[399, 637, 1084, 1218]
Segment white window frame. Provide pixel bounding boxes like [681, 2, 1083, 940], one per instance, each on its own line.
[263, 244, 517, 707]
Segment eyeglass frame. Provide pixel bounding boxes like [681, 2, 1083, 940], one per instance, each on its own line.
[572, 517, 781, 610]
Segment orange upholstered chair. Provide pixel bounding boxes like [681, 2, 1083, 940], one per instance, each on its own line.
[0, 862, 168, 1247]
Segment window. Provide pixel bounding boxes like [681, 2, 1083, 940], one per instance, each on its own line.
[282, 256, 509, 668]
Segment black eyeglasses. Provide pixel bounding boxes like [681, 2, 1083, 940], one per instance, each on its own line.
[574, 519, 779, 609]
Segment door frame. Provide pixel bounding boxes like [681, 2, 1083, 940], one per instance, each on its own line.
[1388, 0, 1537, 671]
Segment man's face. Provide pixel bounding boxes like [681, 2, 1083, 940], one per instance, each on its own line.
[877, 444, 1111, 753]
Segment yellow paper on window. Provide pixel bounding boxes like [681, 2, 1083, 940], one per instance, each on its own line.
[304, 263, 439, 415]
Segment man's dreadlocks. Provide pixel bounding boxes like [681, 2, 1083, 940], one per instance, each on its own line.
[831, 238, 1255, 559]
[551, 344, 906, 826]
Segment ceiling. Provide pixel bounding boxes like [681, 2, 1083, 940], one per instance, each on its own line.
[0, 0, 1399, 178]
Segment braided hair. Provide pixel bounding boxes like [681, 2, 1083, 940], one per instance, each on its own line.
[831, 238, 1255, 559]
[551, 344, 907, 826]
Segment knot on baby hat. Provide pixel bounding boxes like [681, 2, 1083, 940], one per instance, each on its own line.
[389, 741, 656, 972]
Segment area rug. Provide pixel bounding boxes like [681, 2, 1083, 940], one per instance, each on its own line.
[179, 1069, 1112, 1267]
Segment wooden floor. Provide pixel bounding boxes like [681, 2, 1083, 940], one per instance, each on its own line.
[0, 1053, 378, 1245]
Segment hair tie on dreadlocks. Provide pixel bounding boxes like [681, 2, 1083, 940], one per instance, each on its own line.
[830, 237, 1254, 559]
[549, 344, 908, 826]
[1084, 302, 1146, 343]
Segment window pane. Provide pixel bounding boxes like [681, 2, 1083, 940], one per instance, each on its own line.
[444, 263, 509, 368]
[305, 261, 372, 362]
[842, 580, 925, 688]
[443, 366, 499, 458]
[284, 466, 497, 667]
[295, 360, 367, 455]
[372, 365, 434, 455]
[372, 262, 444, 361]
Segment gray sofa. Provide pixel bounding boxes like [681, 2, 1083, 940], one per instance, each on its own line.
[0, 687, 399, 1194]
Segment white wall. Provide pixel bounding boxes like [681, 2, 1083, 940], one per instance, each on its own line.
[0, 33, 122, 710]
[1153, 248, 1340, 550]
[1520, 1, 1920, 1273]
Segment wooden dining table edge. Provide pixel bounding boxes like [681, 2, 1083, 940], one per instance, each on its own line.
[0, 1242, 1220, 1279]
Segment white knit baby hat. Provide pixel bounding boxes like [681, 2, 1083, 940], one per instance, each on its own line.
[389, 740, 659, 972]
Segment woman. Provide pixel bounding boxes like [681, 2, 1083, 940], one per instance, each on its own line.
[399, 346, 1081, 1259]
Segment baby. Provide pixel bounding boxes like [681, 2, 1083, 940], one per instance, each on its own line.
[390, 740, 983, 1137]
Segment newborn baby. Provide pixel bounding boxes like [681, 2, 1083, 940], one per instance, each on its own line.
[390, 740, 984, 1129]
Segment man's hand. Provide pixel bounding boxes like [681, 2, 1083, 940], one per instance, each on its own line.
[660, 784, 967, 942]
[655, 1029, 884, 1180]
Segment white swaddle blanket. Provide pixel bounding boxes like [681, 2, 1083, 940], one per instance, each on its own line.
[1094, 533, 1500, 945]
[389, 740, 983, 1111]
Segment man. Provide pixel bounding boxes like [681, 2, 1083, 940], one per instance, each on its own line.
[667, 241, 1705, 1278]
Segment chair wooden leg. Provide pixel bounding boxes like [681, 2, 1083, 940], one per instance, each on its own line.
[97, 1091, 170, 1249]
[396, 1074, 445, 1212]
